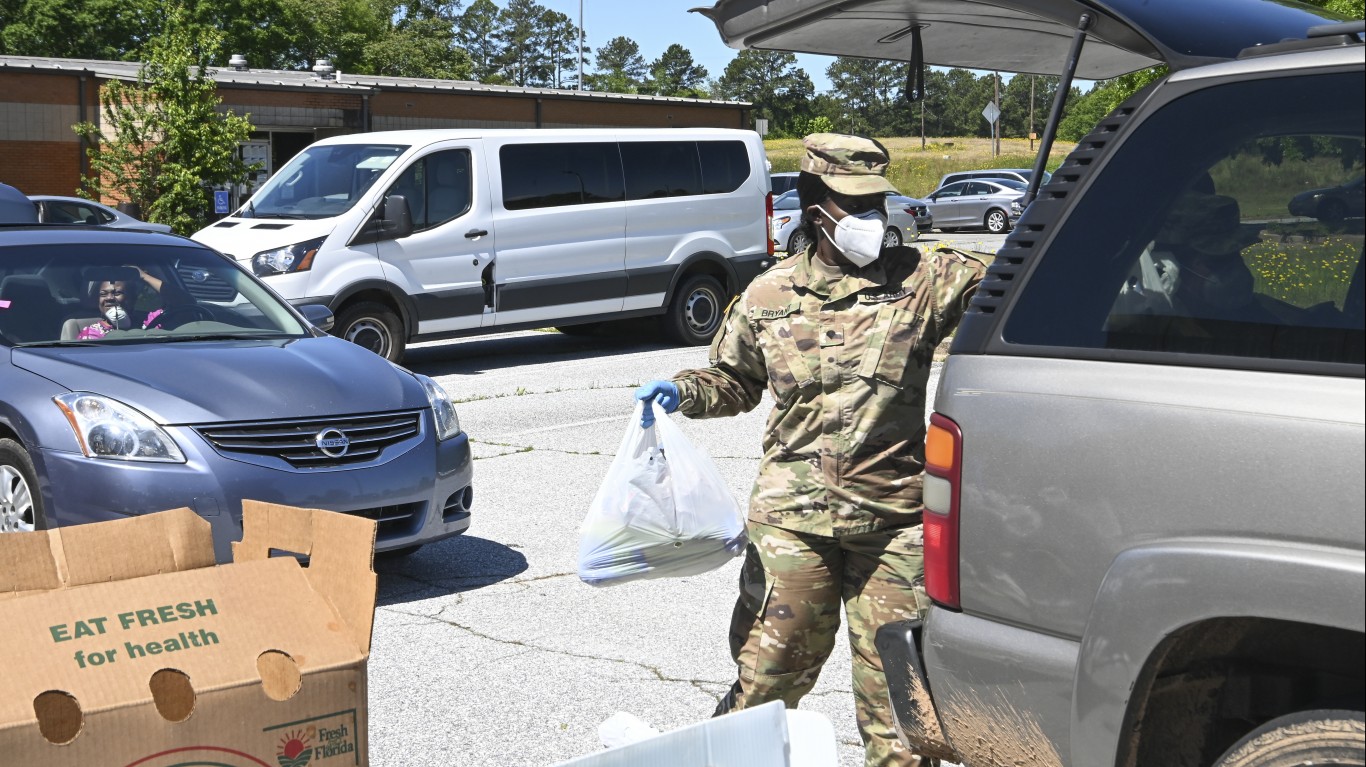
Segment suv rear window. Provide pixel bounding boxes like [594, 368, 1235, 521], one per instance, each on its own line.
[1003, 71, 1364, 371]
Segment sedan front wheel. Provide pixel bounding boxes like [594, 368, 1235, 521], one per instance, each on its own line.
[0, 438, 46, 533]
[985, 208, 1010, 234]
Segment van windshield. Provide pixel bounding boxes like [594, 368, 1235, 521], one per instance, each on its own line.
[241, 144, 409, 220]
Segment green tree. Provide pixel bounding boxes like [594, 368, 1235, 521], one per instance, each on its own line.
[456, 0, 506, 83]
[360, 0, 471, 79]
[494, 0, 553, 87]
[541, 7, 584, 89]
[998, 74, 1059, 139]
[823, 57, 905, 136]
[1, 0, 160, 59]
[647, 43, 708, 97]
[74, 5, 254, 234]
[714, 50, 814, 134]
[590, 35, 647, 93]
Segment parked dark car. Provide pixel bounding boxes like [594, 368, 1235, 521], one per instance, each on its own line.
[1, 225, 474, 560]
[1289, 175, 1364, 221]
[29, 195, 174, 233]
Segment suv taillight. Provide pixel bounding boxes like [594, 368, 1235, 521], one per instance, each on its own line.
[924, 412, 961, 609]
[765, 192, 775, 257]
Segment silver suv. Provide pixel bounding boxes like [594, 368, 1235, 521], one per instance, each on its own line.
[702, 1, 1364, 765]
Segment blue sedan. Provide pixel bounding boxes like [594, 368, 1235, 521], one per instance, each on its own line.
[0, 225, 473, 560]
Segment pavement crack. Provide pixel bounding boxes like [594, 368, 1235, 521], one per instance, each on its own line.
[410, 604, 731, 690]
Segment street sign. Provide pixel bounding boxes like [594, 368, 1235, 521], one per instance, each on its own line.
[982, 101, 1001, 125]
[755, 118, 770, 137]
[213, 190, 230, 215]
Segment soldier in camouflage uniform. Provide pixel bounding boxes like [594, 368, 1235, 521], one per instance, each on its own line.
[635, 133, 986, 767]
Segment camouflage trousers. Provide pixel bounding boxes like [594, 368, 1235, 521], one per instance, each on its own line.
[713, 521, 935, 767]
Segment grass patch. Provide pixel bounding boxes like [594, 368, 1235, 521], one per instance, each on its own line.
[1245, 234, 1362, 309]
[765, 136, 1076, 199]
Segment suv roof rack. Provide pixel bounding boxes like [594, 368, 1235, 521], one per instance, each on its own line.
[1238, 20, 1364, 59]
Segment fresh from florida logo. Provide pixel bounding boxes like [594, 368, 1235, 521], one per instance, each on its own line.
[277, 729, 312, 767]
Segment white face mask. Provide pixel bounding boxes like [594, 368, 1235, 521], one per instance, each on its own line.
[104, 306, 132, 330]
[820, 206, 886, 267]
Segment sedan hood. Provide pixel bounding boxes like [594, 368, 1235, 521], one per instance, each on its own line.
[13, 337, 426, 425]
[695, 0, 1349, 77]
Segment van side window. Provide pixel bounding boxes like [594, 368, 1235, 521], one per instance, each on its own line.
[1003, 71, 1364, 369]
[500, 143, 625, 210]
[384, 149, 472, 232]
[621, 141, 703, 199]
[699, 140, 750, 194]
[426, 150, 472, 226]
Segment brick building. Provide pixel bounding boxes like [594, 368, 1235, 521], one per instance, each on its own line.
[0, 55, 753, 200]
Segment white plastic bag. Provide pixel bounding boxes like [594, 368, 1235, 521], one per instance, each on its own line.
[577, 401, 747, 586]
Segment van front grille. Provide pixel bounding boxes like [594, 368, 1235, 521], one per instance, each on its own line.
[197, 411, 423, 468]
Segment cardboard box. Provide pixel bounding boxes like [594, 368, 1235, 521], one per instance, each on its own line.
[0, 501, 377, 767]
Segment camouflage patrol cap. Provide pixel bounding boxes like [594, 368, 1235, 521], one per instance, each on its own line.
[800, 132, 897, 196]
[1157, 192, 1249, 257]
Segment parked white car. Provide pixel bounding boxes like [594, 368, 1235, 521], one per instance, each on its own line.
[194, 128, 773, 360]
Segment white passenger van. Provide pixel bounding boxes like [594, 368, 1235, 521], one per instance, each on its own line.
[192, 128, 774, 361]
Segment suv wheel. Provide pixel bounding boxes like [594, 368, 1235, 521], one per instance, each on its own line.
[0, 438, 46, 533]
[334, 301, 406, 363]
[1213, 709, 1364, 767]
[664, 274, 727, 346]
[985, 208, 1010, 234]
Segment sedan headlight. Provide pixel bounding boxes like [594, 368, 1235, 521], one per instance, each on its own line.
[53, 393, 185, 462]
[252, 236, 326, 276]
[415, 374, 461, 441]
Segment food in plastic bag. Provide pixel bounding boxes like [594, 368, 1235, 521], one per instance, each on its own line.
[577, 401, 747, 586]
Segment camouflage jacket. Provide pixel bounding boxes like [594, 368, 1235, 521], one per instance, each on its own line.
[672, 245, 987, 536]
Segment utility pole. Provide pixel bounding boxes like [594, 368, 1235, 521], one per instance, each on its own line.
[1029, 75, 1036, 151]
[993, 70, 1001, 156]
[578, 0, 585, 91]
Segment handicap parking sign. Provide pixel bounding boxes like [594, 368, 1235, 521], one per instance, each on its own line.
[213, 190, 230, 214]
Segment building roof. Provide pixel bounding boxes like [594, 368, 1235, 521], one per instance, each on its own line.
[0, 54, 750, 108]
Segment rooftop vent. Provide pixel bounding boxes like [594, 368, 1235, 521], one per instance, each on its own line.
[228, 54, 248, 71]
[313, 58, 336, 80]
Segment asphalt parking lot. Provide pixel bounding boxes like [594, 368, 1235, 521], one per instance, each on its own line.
[365, 232, 1000, 767]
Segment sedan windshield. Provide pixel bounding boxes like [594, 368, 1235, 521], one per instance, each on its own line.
[241, 143, 409, 220]
[0, 242, 312, 347]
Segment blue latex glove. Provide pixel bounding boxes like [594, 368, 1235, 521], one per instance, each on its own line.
[634, 380, 680, 428]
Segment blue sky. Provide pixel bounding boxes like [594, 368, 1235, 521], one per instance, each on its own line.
[536, 0, 840, 93]
[530, 0, 1094, 97]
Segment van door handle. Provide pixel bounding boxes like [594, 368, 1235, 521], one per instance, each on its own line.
[465, 228, 488, 239]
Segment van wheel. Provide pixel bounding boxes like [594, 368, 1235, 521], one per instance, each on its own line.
[0, 438, 46, 533]
[882, 227, 903, 249]
[334, 302, 406, 363]
[1212, 709, 1364, 767]
[985, 209, 1010, 234]
[665, 274, 727, 346]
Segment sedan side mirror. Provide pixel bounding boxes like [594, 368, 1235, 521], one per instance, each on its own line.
[298, 303, 334, 332]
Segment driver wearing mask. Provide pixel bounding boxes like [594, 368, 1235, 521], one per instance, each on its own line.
[633, 133, 987, 766]
[78, 266, 192, 339]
